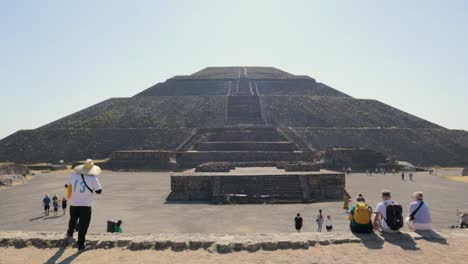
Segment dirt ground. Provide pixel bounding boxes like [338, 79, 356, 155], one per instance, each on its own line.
[1, 235, 468, 264]
[0, 169, 465, 234]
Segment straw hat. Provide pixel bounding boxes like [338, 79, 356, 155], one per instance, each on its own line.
[74, 159, 101, 176]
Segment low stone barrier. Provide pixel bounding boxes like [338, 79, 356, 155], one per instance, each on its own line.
[0, 230, 456, 253]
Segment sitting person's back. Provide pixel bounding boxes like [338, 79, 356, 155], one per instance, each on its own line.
[114, 220, 123, 233]
[405, 192, 431, 231]
[349, 195, 373, 233]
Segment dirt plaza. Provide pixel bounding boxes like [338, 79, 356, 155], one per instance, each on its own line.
[0, 168, 465, 234]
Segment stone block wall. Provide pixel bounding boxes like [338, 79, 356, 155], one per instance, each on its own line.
[106, 151, 171, 170]
[167, 172, 345, 203]
[168, 176, 213, 200]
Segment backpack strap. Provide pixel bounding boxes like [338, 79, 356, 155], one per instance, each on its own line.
[80, 174, 94, 193]
[409, 201, 424, 220]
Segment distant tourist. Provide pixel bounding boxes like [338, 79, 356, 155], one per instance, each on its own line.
[409, 172, 414, 181]
[343, 194, 351, 213]
[373, 190, 403, 232]
[294, 213, 303, 232]
[115, 220, 123, 233]
[325, 215, 334, 232]
[349, 195, 373, 233]
[405, 192, 432, 231]
[61, 197, 67, 216]
[401, 172, 405, 181]
[42, 194, 51, 216]
[52, 194, 58, 203]
[65, 159, 103, 251]
[316, 209, 324, 232]
[53, 199, 59, 216]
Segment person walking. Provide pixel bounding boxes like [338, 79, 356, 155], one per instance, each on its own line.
[42, 194, 51, 216]
[53, 199, 59, 217]
[316, 209, 324, 232]
[409, 172, 414, 181]
[325, 215, 333, 232]
[401, 172, 405, 181]
[65, 159, 102, 251]
[61, 197, 67, 216]
[405, 192, 432, 231]
[343, 194, 351, 213]
[294, 213, 303, 232]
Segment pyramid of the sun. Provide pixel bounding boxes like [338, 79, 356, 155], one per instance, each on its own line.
[0, 66, 467, 166]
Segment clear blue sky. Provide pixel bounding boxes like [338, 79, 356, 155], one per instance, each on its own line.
[1, 0, 467, 139]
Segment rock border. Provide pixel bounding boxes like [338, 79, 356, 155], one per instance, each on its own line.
[0, 230, 458, 253]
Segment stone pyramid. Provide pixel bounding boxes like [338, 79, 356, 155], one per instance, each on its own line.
[0, 67, 467, 167]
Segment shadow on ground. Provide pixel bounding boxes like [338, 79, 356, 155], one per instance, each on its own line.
[414, 230, 448, 245]
[352, 232, 384, 249]
[381, 232, 419, 250]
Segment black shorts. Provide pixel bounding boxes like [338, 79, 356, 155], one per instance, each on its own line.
[44, 205, 50, 211]
[54, 208, 58, 212]
[62, 205, 67, 209]
[326, 225, 333, 231]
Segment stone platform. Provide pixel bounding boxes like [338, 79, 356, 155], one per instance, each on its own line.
[167, 167, 345, 203]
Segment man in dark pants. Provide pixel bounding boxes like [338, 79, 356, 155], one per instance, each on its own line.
[65, 159, 102, 251]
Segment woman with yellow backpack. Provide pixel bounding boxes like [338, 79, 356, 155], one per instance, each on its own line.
[348, 195, 374, 233]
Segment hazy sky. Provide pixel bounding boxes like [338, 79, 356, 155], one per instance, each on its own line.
[1, 0, 467, 140]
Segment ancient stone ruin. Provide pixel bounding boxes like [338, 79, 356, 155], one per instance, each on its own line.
[0, 66, 467, 168]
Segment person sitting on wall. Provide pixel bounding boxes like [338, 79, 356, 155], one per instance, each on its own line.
[405, 191, 432, 231]
[349, 195, 373, 233]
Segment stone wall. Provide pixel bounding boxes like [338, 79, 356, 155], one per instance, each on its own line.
[105, 151, 172, 170]
[295, 128, 468, 166]
[168, 176, 213, 200]
[167, 172, 345, 203]
[260, 96, 441, 128]
[0, 128, 193, 163]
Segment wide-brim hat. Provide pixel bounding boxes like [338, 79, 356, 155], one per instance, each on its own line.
[74, 159, 101, 176]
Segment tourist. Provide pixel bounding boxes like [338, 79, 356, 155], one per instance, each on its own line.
[325, 215, 333, 232]
[349, 195, 373, 233]
[53, 199, 59, 216]
[294, 213, 303, 232]
[65, 159, 103, 251]
[409, 172, 414, 181]
[401, 172, 405, 181]
[316, 209, 324, 232]
[62, 197, 67, 216]
[373, 190, 403, 232]
[115, 220, 123, 233]
[52, 194, 58, 203]
[343, 194, 351, 213]
[42, 194, 51, 216]
[405, 191, 432, 231]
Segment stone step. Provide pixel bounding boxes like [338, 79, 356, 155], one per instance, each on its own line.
[227, 96, 264, 125]
[196, 141, 298, 151]
[208, 130, 285, 142]
[177, 151, 313, 167]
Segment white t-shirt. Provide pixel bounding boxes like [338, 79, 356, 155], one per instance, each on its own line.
[375, 199, 395, 230]
[67, 173, 102, 207]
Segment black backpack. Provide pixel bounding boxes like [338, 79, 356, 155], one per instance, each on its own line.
[384, 202, 403, 230]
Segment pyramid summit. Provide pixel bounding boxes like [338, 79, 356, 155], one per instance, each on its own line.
[0, 66, 466, 167]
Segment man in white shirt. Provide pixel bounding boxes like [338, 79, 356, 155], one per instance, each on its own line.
[373, 190, 403, 233]
[65, 159, 102, 251]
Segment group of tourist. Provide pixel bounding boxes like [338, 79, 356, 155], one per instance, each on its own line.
[295, 190, 432, 233]
[294, 211, 334, 232]
[42, 193, 67, 217]
[346, 190, 431, 233]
